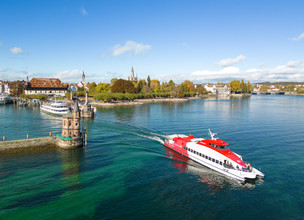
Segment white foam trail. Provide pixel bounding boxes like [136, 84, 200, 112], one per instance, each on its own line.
[136, 134, 164, 144]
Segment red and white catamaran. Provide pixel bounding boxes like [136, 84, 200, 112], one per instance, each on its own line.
[164, 129, 264, 182]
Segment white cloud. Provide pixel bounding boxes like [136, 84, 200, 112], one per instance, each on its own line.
[156, 60, 304, 83]
[112, 41, 152, 56]
[80, 7, 88, 16]
[52, 70, 83, 82]
[292, 32, 304, 41]
[215, 55, 246, 67]
[0, 71, 30, 81]
[10, 47, 24, 54]
[286, 60, 303, 67]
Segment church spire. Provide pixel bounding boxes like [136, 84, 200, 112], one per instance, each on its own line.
[82, 71, 85, 84]
[131, 66, 134, 78]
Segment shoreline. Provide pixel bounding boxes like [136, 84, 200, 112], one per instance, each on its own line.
[90, 96, 203, 106]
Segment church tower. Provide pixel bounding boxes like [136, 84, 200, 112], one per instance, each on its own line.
[128, 66, 137, 81]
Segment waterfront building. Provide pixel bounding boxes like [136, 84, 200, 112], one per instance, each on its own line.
[61, 100, 80, 138]
[0, 81, 3, 94]
[204, 84, 231, 95]
[128, 66, 138, 81]
[24, 77, 68, 96]
[0, 81, 11, 95]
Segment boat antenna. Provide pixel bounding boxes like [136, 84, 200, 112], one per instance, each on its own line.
[208, 129, 218, 140]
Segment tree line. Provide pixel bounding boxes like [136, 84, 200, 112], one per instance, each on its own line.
[81, 77, 208, 102]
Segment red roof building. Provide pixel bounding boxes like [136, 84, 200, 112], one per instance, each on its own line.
[25, 78, 68, 96]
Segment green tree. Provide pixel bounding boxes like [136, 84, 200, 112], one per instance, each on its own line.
[168, 80, 175, 88]
[96, 83, 111, 92]
[240, 80, 247, 93]
[111, 79, 137, 94]
[137, 80, 146, 93]
[154, 84, 160, 93]
[196, 85, 207, 95]
[9, 80, 24, 96]
[230, 80, 241, 92]
[285, 84, 295, 92]
[147, 75, 151, 88]
[88, 82, 97, 92]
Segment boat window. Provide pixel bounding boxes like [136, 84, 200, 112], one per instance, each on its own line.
[208, 157, 211, 160]
[202, 154, 204, 157]
[199, 153, 201, 156]
[216, 160, 219, 164]
[219, 145, 227, 150]
[212, 158, 215, 162]
[220, 161, 222, 165]
[193, 150, 196, 154]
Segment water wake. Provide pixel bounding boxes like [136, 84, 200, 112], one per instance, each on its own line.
[136, 134, 164, 144]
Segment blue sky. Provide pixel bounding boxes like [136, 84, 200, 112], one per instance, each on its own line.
[0, 0, 304, 83]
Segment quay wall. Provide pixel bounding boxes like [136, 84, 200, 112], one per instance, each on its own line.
[0, 137, 57, 152]
[0, 136, 83, 152]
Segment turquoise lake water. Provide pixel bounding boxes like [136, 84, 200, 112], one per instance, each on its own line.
[0, 95, 304, 219]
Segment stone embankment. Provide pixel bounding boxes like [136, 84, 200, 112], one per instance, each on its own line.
[0, 136, 83, 152]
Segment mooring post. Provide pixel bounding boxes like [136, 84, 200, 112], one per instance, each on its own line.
[3, 136, 5, 141]
[85, 129, 87, 147]
[27, 134, 29, 139]
[49, 132, 52, 136]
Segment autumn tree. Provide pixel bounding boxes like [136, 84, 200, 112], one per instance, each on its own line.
[111, 79, 137, 94]
[260, 85, 268, 91]
[111, 78, 118, 85]
[230, 80, 241, 92]
[246, 81, 253, 93]
[181, 80, 194, 92]
[9, 81, 24, 96]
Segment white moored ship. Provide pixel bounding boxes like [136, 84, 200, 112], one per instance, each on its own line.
[164, 129, 264, 182]
[40, 101, 70, 115]
[0, 94, 11, 105]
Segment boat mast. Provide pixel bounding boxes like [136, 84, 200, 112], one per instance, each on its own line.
[208, 129, 218, 140]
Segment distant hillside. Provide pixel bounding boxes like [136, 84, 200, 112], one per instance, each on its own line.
[254, 82, 304, 86]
